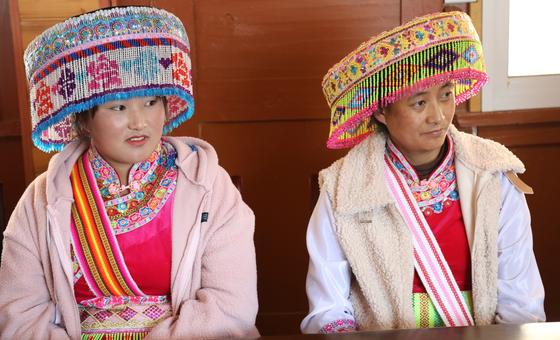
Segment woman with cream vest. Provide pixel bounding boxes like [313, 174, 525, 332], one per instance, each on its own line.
[301, 11, 545, 333]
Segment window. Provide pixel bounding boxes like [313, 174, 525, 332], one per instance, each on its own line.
[481, 0, 560, 111]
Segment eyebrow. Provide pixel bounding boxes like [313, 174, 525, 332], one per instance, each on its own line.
[440, 81, 453, 89]
[409, 82, 454, 99]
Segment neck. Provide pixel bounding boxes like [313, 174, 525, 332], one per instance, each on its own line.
[414, 142, 448, 179]
[387, 136, 448, 179]
[89, 144, 133, 186]
[406, 149, 441, 167]
[113, 165, 132, 186]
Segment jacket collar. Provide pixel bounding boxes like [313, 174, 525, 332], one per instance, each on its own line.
[330, 124, 525, 215]
[449, 125, 525, 174]
[330, 130, 392, 215]
[163, 136, 219, 192]
[45, 136, 220, 205]
[45, 141, 87, 205]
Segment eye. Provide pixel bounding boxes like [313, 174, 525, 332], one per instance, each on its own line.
[441, 90, 454, 100]
[110, 105, 126, 111]
[145, 98, 159, 107]
[412, 100, 426, 109]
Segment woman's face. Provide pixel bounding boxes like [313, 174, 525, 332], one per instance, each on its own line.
[87, 96, 166, 180]
[374, 82, 455, 166]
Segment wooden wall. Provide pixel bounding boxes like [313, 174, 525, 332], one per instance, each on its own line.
[456, 109, 560, 322]
[17, 0, 108, 177]
[3, 0, 559, 336]
[0, 0, 27, 233]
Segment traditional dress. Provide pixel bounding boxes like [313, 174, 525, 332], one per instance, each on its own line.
[18, 6, 195, 337]
[0, 136, 259, 339]
[304, 11, 544, 333]
[0, 6, 258, 339]
[386, 137, 473, 328]
[71, 142, 177, 338]
[301, 130, 545, 333]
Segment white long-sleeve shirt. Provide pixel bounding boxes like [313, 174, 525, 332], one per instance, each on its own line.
[301, 173, 545, 333]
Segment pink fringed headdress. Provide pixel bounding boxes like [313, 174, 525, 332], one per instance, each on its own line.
[322, 11, 487, 149]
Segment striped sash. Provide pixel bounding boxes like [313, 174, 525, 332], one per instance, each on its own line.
[70, 152, 144, 297]
[384, 154, 474, 327]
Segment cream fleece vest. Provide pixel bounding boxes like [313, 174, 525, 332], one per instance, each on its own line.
[319, 125, 526, 330]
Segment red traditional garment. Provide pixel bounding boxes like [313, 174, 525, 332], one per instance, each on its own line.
[70, 142, 177, 339]
[385, 136, 472, 327]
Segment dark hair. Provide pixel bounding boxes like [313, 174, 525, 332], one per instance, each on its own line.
[73, 96, 169, 139]
[74, 107, 97, 140]
[368, 99, 390, 133]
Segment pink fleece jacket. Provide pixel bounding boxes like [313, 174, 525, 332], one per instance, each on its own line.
[0, 136, 259, 339]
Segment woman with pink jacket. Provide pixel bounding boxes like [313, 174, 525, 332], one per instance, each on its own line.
[0, 6, 258, 339]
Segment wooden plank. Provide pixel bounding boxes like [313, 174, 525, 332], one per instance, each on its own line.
[196, 0, 399, 81]
[196, 78, 328, 122]
[400, 0, 442, 23]
[0, 0, 20, 122]
[477, 123, 560, 147]
[199, 119, 347, 334]
[7, 0, 34, 183]
[0, 1, 26, 221]
[18, 0, 100, 19]
[194, 0, 399, 122]
[507, 144, 560, 322]
[0, 137, 27, 219]
[455, 108, 560, 128]
[0, 121, 21, 137]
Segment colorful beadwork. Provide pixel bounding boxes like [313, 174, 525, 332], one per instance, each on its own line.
[23, 7, 194, 152]
[322, 12, 487, 149]
[89, 141, 177, 234]
[386, 136, 458, 217]
[79, 301, 171, 339]
[80, 295, 168, 310]
[319, 319, 356, 333]
[413, 291, 473, 328]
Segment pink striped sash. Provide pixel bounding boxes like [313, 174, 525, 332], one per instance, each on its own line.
[384, 154, 474, 327]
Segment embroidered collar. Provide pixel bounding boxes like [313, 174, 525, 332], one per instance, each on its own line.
[89, 143, 163, 200]
[386, 135, 459, 216]
[88, 141, 178, 233]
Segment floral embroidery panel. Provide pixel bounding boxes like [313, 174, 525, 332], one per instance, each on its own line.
[88, 141, 178, 234]
[386, 135, 459, 217]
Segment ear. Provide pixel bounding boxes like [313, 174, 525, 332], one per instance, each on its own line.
[161, 96, 170, 120]
[373, 109, 387, 126]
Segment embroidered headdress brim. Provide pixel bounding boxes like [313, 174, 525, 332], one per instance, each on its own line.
[322, 11, 487, 149]
[24, 6, 194, 152]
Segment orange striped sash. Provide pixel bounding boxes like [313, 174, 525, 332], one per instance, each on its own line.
[70, 153, 143, 297]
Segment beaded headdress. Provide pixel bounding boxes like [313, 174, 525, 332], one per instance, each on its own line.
[322, 11, 487, 149]
[24, 6, 194, 152]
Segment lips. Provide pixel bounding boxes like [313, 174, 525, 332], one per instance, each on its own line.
[423, 128, 444, 136]
[128, 136, 146, 141]
[126, 135, 149, 145]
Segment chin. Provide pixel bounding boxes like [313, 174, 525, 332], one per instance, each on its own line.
[418, 139, 445, 153]
[126, 150, 153, 164]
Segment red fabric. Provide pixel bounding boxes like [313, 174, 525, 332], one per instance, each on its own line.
[412, 199, 472, 293]
[74, 194, 173, 302]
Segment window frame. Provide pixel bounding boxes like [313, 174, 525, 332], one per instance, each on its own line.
[481, 0, 560, 111]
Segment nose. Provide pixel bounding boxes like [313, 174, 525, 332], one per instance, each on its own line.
[128, 107, 147, 130]
[426, 102, 445, 124]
